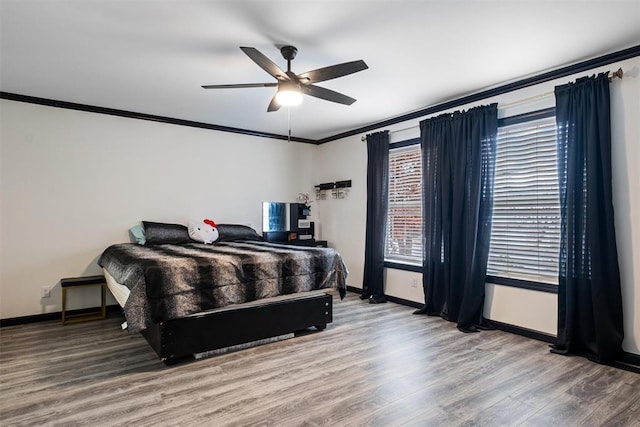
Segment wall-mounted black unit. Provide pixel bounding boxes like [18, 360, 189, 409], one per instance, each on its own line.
[315, 179, 352, 200]
[315, 180, 351, 190]
[317, 182, 336, 190]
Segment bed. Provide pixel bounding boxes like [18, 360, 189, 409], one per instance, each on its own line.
[98, 223, 347, 365]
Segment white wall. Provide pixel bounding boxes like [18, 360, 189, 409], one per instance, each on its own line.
[316, 56, 640, 355]
[0, 100, 317, 318]
[312, 137, 367, 288]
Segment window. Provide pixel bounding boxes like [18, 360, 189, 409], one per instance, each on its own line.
[385, 143, 423, 265]
[487, 114, 560, 285]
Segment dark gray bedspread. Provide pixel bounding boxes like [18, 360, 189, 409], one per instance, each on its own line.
[98, 241, 348, 333]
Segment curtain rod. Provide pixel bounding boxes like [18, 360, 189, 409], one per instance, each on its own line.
[499, 68, 624, 110]
[360, 68, 624, 142]
[359, 125, 416, 142]
[610, 67, 624, 80]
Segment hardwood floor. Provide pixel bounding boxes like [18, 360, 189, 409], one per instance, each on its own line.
[1, 292, 638, 426]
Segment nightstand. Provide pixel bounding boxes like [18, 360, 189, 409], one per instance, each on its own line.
[61, 275, 107, 324]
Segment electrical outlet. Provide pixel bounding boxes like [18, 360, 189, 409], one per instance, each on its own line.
[40, 286, 50, 298]
[411, 278, 418, 288]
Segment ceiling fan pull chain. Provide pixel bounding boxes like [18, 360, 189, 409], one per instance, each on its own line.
[288, 107, 291, 143]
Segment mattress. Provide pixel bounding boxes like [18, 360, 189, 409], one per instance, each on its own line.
[106, 267, 331, 359]
[104, 267, 334, 308]
[104, 269, 130, 307]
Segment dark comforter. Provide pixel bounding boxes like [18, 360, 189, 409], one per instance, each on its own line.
[98, 241, 348, 333]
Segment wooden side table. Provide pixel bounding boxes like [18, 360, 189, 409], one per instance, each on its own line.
[61, 275, 107, 324]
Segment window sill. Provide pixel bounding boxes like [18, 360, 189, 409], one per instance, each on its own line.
[486, 276, 558, 294]
[384, 261, 423, 273]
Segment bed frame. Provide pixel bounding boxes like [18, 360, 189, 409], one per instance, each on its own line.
[140, 292, 333, 365]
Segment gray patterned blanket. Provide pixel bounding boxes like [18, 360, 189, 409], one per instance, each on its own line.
[98, 241, 348, 333]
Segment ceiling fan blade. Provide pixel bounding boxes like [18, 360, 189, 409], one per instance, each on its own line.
[297, 60, 368, 84]
[300, 84, 357, 105]
[267, 94, 281, 112]
[201, 83, 278, 89]
[240, 47, 289, 81]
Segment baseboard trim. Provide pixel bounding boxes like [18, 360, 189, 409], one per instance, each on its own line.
[487, 319, 556, 344]
[620, 352, 640, 367]
[384, 295, 423, 309]
[347, 285, 423, 309]
[346, 285, 362, 294]
[1, 305, 121, 327]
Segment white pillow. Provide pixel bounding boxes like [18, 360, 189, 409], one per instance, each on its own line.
[188, 219, 219, 244]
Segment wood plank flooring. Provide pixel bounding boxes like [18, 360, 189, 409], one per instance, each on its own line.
[1, 292, 639, 426]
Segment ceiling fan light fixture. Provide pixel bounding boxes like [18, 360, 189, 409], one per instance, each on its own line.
[203, 46, 367, 112]
[275, 88, 303, 107]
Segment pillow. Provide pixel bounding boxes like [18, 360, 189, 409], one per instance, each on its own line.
[188, 219, 219, 244]
[142, 221, 191, 245]
[216, 224, 264, 242]
[129, 224, 146, 245]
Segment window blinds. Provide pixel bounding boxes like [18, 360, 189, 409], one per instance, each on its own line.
[385, 144, 423, 264]
[487, 116, 560, 284]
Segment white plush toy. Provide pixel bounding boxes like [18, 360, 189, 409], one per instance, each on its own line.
[188, 218, 219, 244]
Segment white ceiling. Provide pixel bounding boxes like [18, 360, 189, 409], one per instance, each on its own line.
[1, 0, 639, 141]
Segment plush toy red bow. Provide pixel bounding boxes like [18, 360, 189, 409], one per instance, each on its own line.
[203, 219, 217, 228]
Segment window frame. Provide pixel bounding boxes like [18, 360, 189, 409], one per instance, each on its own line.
[487, 107, 559, 294]
[384, 107, 558, 294]
[383, 109, 561, 294]
[384, 138, 423, 269]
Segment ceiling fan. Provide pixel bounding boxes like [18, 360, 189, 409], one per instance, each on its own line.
[202, 46, 368, 112]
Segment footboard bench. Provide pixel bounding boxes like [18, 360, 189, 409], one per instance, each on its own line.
[141, 292, 333, 365]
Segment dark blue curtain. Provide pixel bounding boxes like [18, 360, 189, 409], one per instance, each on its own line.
[551, 73, 624, 364]
[415, 104, 498, 332]
[362, 131, 389, 303]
